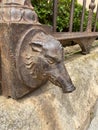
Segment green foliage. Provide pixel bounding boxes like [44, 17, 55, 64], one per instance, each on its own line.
[31, 0, 97, 32]
[31, 0, 53, 25]
[96, 22, 98, 31]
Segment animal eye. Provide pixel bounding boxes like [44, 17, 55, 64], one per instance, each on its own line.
[47, 58, 55, 64]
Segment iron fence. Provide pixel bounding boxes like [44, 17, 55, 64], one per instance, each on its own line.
[53, 0, 98, 32]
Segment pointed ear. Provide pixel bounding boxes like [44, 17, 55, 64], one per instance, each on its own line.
[30, 42, 43, 52]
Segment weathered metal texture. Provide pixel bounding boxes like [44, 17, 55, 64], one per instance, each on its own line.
[0, 1, 75, 99]
[53, 0, 58, 32]
[74, 38, 96, 54]
[69, 0, 75, 32]
[0, 0, 38, 23]
[86, 0, 96, 32]
[94, 4, 98, 32]
[52, 32, 98, 54]
[80, 0, 86, 32]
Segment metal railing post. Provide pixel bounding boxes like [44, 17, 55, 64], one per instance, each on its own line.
[80, 0, 86, 32]
[93, 4, 98, 32]
[53, 0, 58, 32]
[86, 0, 95, 32]
[69, 0, 75, 32]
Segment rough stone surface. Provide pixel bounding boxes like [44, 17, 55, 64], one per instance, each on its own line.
[87, 100, 98, 130]
[0, 47, 98, 130]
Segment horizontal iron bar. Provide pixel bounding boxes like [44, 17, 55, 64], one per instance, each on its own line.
[52, 32, 98, 40]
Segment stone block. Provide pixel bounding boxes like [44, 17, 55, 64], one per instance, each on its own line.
[0, 47, 98, 130]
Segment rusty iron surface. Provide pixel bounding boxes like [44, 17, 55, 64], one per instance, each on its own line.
[0, 0, 75, 99]
[52, 32, 98, 54]
[53, 0, 58, 32]
[69, 0, 75, 32]
[0, 0, 38, 24]
[0, 0, 98, 99]
[86, 0, 96, 32]
[94, 4, 98, 32]
[80, 0, 86, 32]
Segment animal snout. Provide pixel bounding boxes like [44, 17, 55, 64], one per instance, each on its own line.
[56, 76, 76, 93]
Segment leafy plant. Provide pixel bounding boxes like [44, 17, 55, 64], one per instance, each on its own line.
[31, 0, 97, 32]
[31, 0, 53, 25]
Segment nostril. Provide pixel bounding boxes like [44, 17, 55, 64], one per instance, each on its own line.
[62, 85, 76, 93]
[48, 75, 76, 93]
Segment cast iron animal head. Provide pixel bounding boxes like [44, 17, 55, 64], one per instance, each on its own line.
[16, 29, 75, 93]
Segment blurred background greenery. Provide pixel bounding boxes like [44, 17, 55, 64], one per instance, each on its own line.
[31, 0, 98, 32]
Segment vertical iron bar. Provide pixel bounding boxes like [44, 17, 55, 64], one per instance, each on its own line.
[93, 4, 98, 32]
[86, 0, 95, 32]
[69, 0, 75, 32]
[53, 0, 58, 32]
[80, 0, 86, 32]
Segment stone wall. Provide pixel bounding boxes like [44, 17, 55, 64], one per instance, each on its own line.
[0, 47, 98, 130]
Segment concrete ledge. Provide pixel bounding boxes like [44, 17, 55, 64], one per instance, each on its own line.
[0, 47, 98, 130]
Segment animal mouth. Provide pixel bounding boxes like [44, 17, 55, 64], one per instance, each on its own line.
[49, 75, 76, 93]
[49, 75, 63, 88]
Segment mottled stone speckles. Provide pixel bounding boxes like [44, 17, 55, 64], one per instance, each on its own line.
[0, 47, 98, 130]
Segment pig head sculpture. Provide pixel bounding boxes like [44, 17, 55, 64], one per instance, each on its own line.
[0, 0, 75, 99]
[16, 29, 75, 94]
